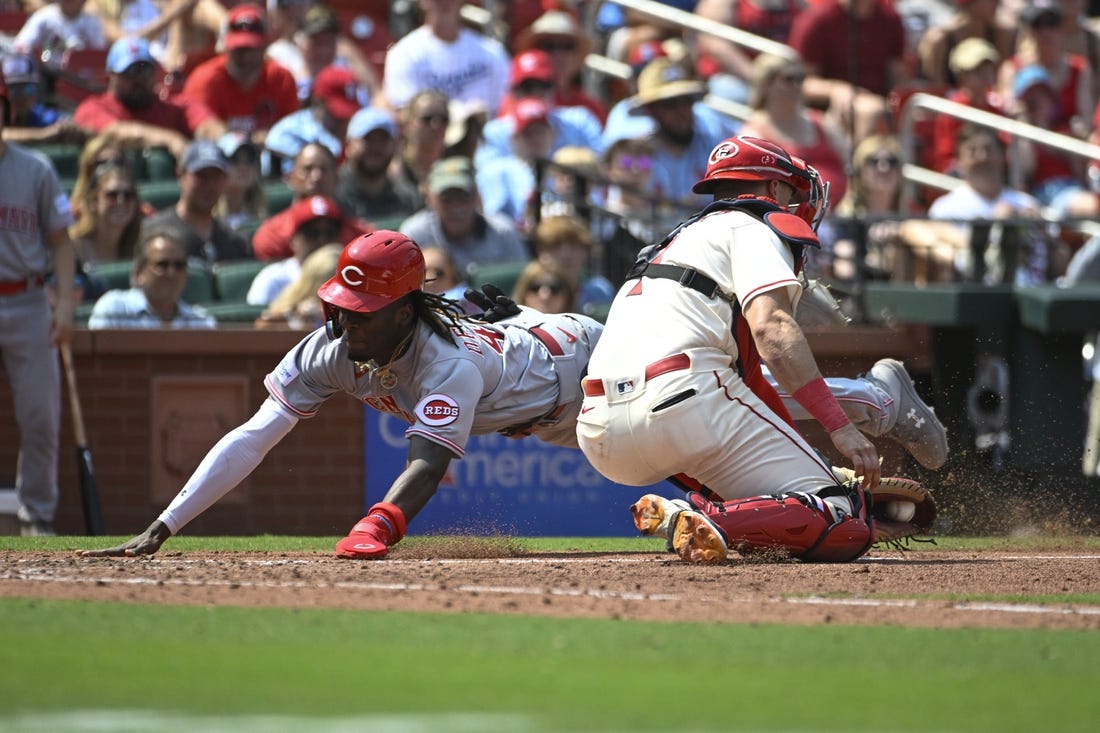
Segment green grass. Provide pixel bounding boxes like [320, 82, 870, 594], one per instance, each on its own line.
[0, 598, 1097, 733]
[2, 535, 1098, 732]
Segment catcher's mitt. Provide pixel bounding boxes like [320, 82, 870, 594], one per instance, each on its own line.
[833, 469, 937, 547]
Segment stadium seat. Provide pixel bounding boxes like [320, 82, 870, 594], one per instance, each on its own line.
[138, 180, 181, 210]
[263, 181, 294, 215]
[37, 143, 84, 179]
[202, 302, 267, 325]
[73, 301, 96, 327]
[466, 261, 528, 297]
[142, 148, 177, 181]
[212, 260, 267, 302]
[183, 263, 215, 304]
[91, 260, 135, 292]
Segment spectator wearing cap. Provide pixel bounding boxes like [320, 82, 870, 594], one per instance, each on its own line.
[620, 57, 740, 208]
[215, 131, 266, 233]
[181, 3, 299, 142]
[511, 9, 605, 124]
[478, 49, 603, 167]
[14, 0, 107, 58]
[336, 106, 422, 228]
[1011, 65, 1088, 207]
[477, 97, 557, 225]
[266, 2, 380, 104]
[1, 52, 87, 146]
[142, 138, 251, 264]
[693, 0, 802, 105]
[931, 38, 1007, 175]
[381, 0, 510, 115]
[916, 0, 1017, 88]
[74, 36, 225, 158]
[246, 194, 342, 305]
[265, 64, 367, 167]
[1000, 0, 1094, 138]
[252, 142, 373, 260]
[398, 156, 529, 280]
[788, 0, 908, 144]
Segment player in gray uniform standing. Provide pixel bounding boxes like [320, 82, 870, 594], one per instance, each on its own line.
[0, 69, 77, 536]
[80, 230, 602, 559]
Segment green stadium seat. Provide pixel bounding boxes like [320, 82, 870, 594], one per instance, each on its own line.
[37, 143, 84, 179]
[183, 264, 215, 304]
[142, 148, 177, 181]
[212, 260, 267, 302]
[138, 180, 181, 211]
[466, 261, 529, 298]
[74, 301, 95, 327]
[203, 302, 267, 325]
[263, 181, 294, 215]
[91, 260, 135, 291]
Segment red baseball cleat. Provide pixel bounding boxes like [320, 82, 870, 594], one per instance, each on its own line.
[334, 517, 391, 559]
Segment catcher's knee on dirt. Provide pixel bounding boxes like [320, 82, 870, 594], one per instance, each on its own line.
[692, 485, 874, 562]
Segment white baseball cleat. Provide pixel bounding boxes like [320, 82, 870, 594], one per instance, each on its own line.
[868, 358, 948, 470]
[630, 494, 727, 564]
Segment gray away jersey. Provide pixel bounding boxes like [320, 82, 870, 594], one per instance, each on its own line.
[264, 315, 590, 457]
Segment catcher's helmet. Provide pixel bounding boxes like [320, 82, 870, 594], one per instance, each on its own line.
[318, 231, 425, 336]
[692, 136, 829, 230]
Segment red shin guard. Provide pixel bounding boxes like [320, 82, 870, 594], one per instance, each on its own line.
[689, 489, 873, 562]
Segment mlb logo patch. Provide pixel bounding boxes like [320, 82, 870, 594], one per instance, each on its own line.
[615, 380, 635, 395]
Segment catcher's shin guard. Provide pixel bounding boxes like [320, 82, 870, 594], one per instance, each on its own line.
[688, 486, 874, 562]
[334, 502, 408, 560]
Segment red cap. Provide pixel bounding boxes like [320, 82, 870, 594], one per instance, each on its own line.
[512, 97, 552, 133]
[225, 4, 267, 51]
[312, 66, 363, 120]
[288, 195, 342, 232]
[510, 50, 555, 87]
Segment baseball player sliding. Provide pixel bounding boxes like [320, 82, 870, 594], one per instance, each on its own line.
[577, 135, 942, 564]
[81, 226, 941, 561]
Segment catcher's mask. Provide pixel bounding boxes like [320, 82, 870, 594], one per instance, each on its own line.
[318, 230, 426, 340]
[692, 136, 830, 230]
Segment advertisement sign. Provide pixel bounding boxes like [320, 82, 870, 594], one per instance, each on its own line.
[364, 410, 679, 537]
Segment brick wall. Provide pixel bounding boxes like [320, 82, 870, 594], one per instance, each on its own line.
[0, 325, 929, 536]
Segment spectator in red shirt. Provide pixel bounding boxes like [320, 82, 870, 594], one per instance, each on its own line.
[180, 3, 299, 143]
[251, 142, 372, 260]
[787, 0, 908, 142]
[510, 10, 607, 124]
[74, 36, 224, 158]
[931, 38, 1007, 175]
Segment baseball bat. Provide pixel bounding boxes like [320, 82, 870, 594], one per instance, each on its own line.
[60, 343, 104, 535]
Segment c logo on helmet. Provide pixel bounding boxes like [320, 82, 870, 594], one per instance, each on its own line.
[761, 154, 776, 165]
[342, 265, 365, 286]
[708, 140, 739, 165]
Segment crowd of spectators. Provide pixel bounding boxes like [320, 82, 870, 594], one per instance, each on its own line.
[4, 0, 1100, 330]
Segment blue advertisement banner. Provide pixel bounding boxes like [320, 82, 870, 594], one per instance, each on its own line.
[364, 409, 680, 537]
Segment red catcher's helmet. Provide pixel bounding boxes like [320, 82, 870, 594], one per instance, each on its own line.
[317, 231, 425, 317]
[693, 136, 830, 230]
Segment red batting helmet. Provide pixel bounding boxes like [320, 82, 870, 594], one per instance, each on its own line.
[693, 136, 829, 230]
[318, 231, 425, 320]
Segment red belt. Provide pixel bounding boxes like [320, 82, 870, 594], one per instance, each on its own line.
[0, 275, 45, 295]
[583, 352, 691, 397]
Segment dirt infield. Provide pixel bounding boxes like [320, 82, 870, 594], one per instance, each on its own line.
[3, 544, 1099, 631]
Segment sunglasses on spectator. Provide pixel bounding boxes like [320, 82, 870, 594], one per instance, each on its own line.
[539, 41, 577, 53]
[121, 61, 156, 78]
[528, 280, 565, 295]
[417, 112, 449, 126]
[865, 154, 901, 170]
[616, 154, 652, 172]
[103, 187, 137, 202]
[515, 79, 554, 96]
[148, 259, 188, 274]
[229, 19, 265, 33]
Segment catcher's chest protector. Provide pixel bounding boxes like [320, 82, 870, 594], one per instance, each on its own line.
[697, 488, 874, 562]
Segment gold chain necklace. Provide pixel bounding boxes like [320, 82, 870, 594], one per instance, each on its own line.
[372, 327, 415, 391]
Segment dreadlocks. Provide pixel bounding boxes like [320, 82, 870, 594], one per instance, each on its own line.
[409, 290, 467, 345]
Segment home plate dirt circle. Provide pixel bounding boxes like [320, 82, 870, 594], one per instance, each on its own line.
[2, 542, 1098, 631]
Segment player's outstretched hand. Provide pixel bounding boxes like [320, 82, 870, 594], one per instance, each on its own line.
[78, 520, 172, 557]
[465, 283, 521, 323]
[829, 424, 881, 490]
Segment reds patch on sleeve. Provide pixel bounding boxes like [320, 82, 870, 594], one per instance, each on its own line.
[415, 393, 461, 426]
[275, 362, 300, 386]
